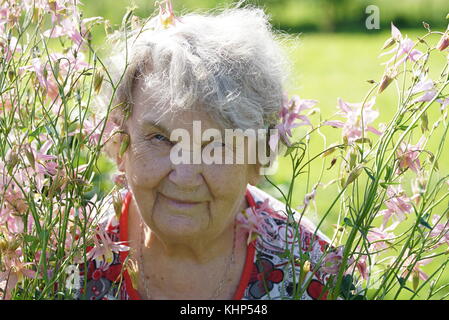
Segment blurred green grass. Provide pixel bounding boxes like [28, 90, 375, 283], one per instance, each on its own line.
[267, 30, 449, 234]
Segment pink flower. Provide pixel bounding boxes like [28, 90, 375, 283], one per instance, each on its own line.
[410, 78, 437, 104]
[429, 215, 449, 248]
[380, 24, 424, 68]
[396, 137, 425, 174]
[0, 251, 37, 300]
[21, 52, 89, 103]
[355, 255, 369, 280]
[113, 174, 128, 189]
[31, 140, 58, 176]
[345, 251, 369, 280]
[401, 253, 432, 282]
[270, 95, 315, 150]
[236, 198, 272, 244]
[86, 225, 130, 269]
[367, 224, 397, 252]
[23, 58, 59, 101]
[81, 115, 116, 146]
[0, 169, 29, 224]
[379, 186, 412, 228]
[436, 31, 449, 51]
[157, 0, 177, 29]
[437, 98, 449, 111]
[324, 97, 381, 143]
[0, 36, 22, 62]
[321, 246, 345, 274]
[43, 10, 89, 48]
[0, 207, 24, 234]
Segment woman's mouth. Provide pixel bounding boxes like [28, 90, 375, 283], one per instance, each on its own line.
[159, 193, 203, 210]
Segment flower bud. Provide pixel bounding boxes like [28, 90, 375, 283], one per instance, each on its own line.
[6, 148, 19, 170]
[381, 37, 395, 50]
[24, 145, 35, 170]
[303, 260, 311, 273]
[344, 165, 364, 188]
[378, 68, 397, 94]
[112, 191, 124, 219]
[94, 71, 104, 94]
[412, 270, 420, 291]
[436, 32, 449, 51]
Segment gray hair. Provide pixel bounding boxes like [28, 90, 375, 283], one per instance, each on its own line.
[100, 6, 290, 157]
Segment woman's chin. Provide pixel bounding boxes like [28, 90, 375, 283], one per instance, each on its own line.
[151, 212, 205, 240]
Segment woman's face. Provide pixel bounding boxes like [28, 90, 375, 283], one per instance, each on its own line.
[118, 82, 259, 242]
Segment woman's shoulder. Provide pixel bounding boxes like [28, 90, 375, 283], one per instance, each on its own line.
[245, 184, 331, 244]
[239, 185, 333, 300]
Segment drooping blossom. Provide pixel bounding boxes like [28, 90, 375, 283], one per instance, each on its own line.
[0, 165, 29, 234]
[378, 68, 398, 94]
[86, 225, 130, 269]
[236, 198, 272, 245]
[437, 97, 449, 112]
[396, 137, 426, 174]
[354, 254, 369, 280]
[436, 31, 449, 51]
[42, 4, 101, 49]
[0, 35, 22, 62]
[409, 77, 437, 104]
[80, 115, 117, 147]
[324, 97, 381, 143]
[367, 223, 398, 252]
[400, 252, 432, 282]
[0, 206, 24, 234]
[20, 50, 89, 104]
[429, 215, 449, 248]
[320, 246, 347, 275]
[380, 23, 424, 68]
[157, 0, 177, 29]
[0, 250, 37, 300]
[379, 185, 412, 228]
[26, 140, 59, 178]
[44, 17, 84, 46]
[345, 250, 369, 281]
[0, 2, 21, 30]
[296, 185, 319, 212]
[269, 95, 315, 151]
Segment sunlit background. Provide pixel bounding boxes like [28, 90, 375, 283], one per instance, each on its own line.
[81, 0, 449, 299]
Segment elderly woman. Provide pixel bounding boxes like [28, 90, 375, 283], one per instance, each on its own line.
[76, 4, 333, 300]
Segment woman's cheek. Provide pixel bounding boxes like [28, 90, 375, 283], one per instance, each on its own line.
[127, 144, 171, 188]
[204, 164, 248, 199]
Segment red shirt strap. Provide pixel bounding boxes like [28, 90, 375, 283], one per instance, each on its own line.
[119, 191, 141, 300]
[232, 188, 258, 300]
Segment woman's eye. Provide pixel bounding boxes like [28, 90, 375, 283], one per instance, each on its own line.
[148, 134, 171, 144]
[206, 140, 226, 148]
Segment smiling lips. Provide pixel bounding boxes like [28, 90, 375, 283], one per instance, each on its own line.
[159, 193, 203, 210]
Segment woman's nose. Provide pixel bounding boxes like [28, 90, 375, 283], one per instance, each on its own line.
[168, 163, 204, 189]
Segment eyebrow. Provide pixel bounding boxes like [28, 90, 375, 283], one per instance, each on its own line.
[140, 119, 171, 136]
[140, 118, 226, 147]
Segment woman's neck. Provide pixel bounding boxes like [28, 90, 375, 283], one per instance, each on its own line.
[126, 196, 249, 299]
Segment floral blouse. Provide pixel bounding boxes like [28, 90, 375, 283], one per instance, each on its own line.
[74, 185, 333, 300]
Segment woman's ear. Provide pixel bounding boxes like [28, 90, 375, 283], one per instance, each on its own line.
[248, 164, 262, 186]
[117, 152, 126, 172]
[116, 133, 127, 173]
[105, 131, 126, 172]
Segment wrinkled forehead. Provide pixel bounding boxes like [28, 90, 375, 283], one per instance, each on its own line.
[130, 79, 224, 134]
